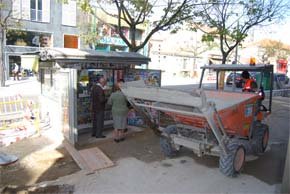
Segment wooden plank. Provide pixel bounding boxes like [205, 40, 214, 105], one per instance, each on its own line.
[63, 140, 88, 170]
[63, 140, 114, 172]
[78, 147, 114, 172]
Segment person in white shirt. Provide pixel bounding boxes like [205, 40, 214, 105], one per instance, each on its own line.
[13, 63, 20, 81]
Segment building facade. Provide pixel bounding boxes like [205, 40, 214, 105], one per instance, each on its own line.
[148, 30, 220, 81]
[88, 8, 147, 56]
[4, 0, 81, 79]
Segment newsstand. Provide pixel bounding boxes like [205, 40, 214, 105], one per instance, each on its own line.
[37, 48, 161, 146]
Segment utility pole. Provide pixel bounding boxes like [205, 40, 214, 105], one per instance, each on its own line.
[232, 21, 239, 91]
[234, 21, 239, 64]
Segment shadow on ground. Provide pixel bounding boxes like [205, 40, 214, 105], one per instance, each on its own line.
[244, 143, 288, 185]
[1, 184, 74, 194]
[76, 124, 288, 185]
[78, 129, 165, 163]
[0, 135, 80, 188]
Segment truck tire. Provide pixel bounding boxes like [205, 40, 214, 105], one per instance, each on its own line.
[160, 136, 176, 157]
[163, 125, 177, 135]
[219, 141, 246, 177]
[253, 124, 269, 154]
[160, 125, 178, 157]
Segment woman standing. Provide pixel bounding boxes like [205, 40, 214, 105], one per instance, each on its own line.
[107, 81, 129, 143]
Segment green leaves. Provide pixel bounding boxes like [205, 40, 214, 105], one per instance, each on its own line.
[260, 40, 290, 60]
[57, 0, 69, 4]
[130, 0, 153, 13]
[202, 34, 214, 42]
[78, 0, 93, 13]
[74, 0, 196, 52]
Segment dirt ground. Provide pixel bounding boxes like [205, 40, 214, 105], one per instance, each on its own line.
[0, 134, 80, 189]
[77, 97, 289, 186]
[79, 128, 165, 163]
[0, 97, 288, 192]
[1, 122, 287, 190]
[93, 128, 287, 185]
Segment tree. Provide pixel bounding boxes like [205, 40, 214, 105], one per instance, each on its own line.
[76, 0, 197, 52]
[78, 13, 100, 50]
[194, 0, 289, 88]
[0, 0, 20, 86]
[259, 39, 290, 61]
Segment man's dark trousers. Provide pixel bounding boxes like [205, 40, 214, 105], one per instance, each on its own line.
[92, 111, 104, 137]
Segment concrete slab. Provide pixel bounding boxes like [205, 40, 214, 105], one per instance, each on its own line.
[51, 157, 278, 194]
[45, 96, 289, 193]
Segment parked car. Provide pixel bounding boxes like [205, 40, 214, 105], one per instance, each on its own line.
[226, 72, 244, 88]
[226, 71, 259, 88]
[274, 73, 289, 89]
[274, 73, 289, 84]
[239, 72, 289, 90]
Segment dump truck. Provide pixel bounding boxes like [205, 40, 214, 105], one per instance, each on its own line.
[121, 64, 273, 177]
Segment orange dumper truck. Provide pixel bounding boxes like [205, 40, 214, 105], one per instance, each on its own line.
[121, 64, 273, 177]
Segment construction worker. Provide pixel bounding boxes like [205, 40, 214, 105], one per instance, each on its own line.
[242, 71, 267, 112]
[241, 71, 257, 92]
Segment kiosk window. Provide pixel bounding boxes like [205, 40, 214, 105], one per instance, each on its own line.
[41, 69, 58, 100]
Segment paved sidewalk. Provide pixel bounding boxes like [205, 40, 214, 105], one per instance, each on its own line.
[41, 97, 289, 194]
[48, 157, 279, 194]
[1, 77, 40, 96]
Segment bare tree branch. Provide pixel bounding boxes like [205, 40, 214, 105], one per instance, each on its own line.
[96, 1, 117, 18]
[135, 0, 148, 24]
[115, 0, 131, 49]
[198, 0, 288, 63]
[119, 0, 134, 24]
[77, 0, 209, 52]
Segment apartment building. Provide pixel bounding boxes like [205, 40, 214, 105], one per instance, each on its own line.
[89, 8, 147, 55]
[148, 30, 216, 80]
[4, 0, 81, 79]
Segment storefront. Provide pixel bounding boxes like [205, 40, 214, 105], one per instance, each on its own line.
[38, 48, 160, 145]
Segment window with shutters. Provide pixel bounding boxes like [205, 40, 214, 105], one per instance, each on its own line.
[64, 35, 79, 49]
[12, 0, 50, 22]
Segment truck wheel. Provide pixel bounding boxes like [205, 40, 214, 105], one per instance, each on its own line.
[160, 136, 176, 157]
[163, 125, 177, 135]
[160, 125, 178, 157]
[219, 141, 246, 177]
[253, 124, 269, 154]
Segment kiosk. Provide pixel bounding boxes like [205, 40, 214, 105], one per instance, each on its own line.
[38, 48, 159, 145]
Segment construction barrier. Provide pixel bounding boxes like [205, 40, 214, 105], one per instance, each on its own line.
[0, 95, 40, 146]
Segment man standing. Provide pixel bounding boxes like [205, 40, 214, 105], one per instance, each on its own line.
[90, 77, 107, 138]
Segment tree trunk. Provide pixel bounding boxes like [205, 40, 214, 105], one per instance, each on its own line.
[129, 25, 137, 52]
[218, 53, 228, 90]
[0, 29, 5, 87]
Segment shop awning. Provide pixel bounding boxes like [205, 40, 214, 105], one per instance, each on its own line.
[38, 48, 151, 67]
